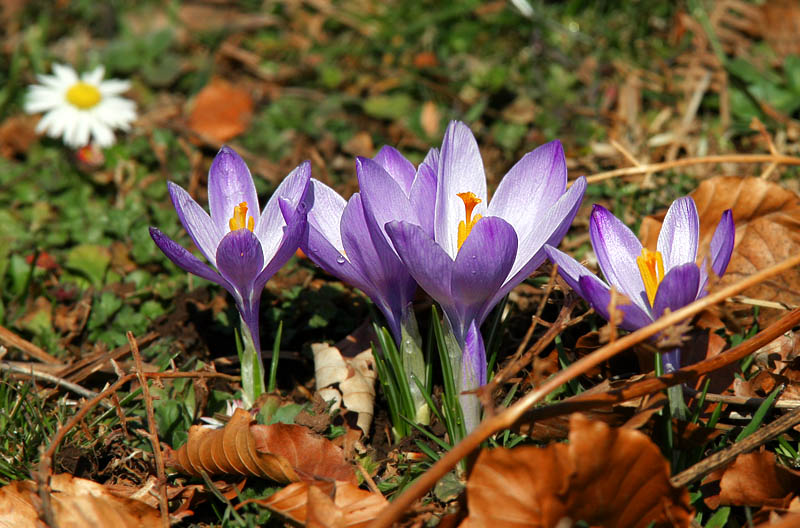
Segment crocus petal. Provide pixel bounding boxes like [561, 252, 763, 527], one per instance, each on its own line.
[487, 140, 567, 239]
[451, 217, 517, 329]
[215, 229, 264, 303]
[657, 196, 699, 270]
[386, 220, 454, 306]
[306, 179, 347, 253]
[481, 177, 586, 322]
[578, 275, 654, 332]
[435, 121, 488, 258]
[590, 204, 649, 312]
[460, 319, 486, 434]
[357, 157, 419, 249]
[207, 146, 260, 235]
[409, 158, 437, 238]
[255, 161, 311, 260]
[652, 262, 700, 319]
[254, 197, 308, 293]
[374, 145, 416, 195]
[544, 244, 598, 300]
[167, 182, 223, 265]
[710, 209, 735, 278]
[149, 227, 225, 287]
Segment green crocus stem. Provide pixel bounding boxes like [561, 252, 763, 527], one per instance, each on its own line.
[662, 347, 687, 421]
[238, 315, 265, 408]
[442, 315, 480, 438]
[400, 310, 429, 425]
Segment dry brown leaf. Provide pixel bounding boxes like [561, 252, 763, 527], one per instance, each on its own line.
[262, 480, 387, 528]
[0, 473, 161, 528]
[165, 408, 356, 483]
[705, 451, 800, 509]
[187, 77, 253, 143]
[0, 114, 38, 158]
[461, 413, 692, 528]
[639, 177, 800, 324]
[420, 101, 441, 137]
[313, 344, 376, 436]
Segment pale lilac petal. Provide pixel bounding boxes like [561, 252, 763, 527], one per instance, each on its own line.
[661, 348, 682, 373]
[304, 217, 374, 300]
[544, 244, 598, 300]
[386, 220, 454, 305]
[374, 145, 415, 195]
[306, 179, 347, 253]
[451, 217, 517, 328]
[590, 204, 649, 312]
[460, 319, 486, 433]
[578, 275, 653, 332]
[215, 229, 264, 302]
[207, 146, 259, 235]
[652, 262, 700, 319]
[254, 197, 308, 294]
[710, 209, 735, 277]
[435, 121, 488, 258]
[487, 140, 567, 238]
[357, 157, 419, 247]
[657, 196, 699, 270]
[149, 227, 225, 286]
[255, 161, 311, 260]
[409, 159, 437, 238]
[167, 182, 223, 265]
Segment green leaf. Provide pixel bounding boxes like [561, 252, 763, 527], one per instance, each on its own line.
[65, 244, 111, 288]
[363, 94, 414, 120]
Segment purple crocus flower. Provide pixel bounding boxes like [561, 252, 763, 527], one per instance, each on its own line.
[149, 146, 311, 357]
[545, 196, 735, 373]
[381, 121, 586, 430]
[303, 146, 438, 340]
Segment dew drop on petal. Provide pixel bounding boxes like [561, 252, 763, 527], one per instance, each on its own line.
[336, 255, 346, 264]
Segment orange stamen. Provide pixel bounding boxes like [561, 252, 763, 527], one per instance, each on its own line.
[636, 248, 665, 306]
[228, 202, 255, 232]
[456, 192, 483, 250]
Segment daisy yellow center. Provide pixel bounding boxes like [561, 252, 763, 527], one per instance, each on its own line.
[636, 248, 665, 306]
[65, 82, 102, 109]
[228, 202, 254, 232]
[456, 192, 483, 251]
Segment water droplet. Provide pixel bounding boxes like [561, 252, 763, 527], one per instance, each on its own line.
[336, 255, 346, 264]
[471, 270, 477, 275]
[471, 255, 477, 260]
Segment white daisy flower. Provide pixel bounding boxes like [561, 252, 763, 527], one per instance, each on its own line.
[24, 63, 137, 149]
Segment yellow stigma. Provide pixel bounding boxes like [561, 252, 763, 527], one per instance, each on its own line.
[65, 82, 102, 109]
[636, 248, 665, 306]
[228, 202, 255, 232]
[456, 192, 483, 250]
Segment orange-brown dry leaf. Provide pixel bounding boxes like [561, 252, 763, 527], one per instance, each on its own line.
[461, 413, 692, 528]
[187, 77, 253, 143]
[639, 176, 800, 324]
[164, 408, 355, 483]
[715, 451, 800, 509]
[0, 473, 161, 528]
[0, 114, 38, 158]
[262, 480, 387, 527]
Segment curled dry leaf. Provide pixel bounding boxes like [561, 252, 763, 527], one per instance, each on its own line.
[164, 408, 356, 484]
[704, 451, 800, 509]
[0, 473, 161, 528]
[187, 77, 253, 143]
[312, 323, 377, 436]
[461, 413, 692, 528]
[639, 176, 800, 324]
[262, 480, 387, 528]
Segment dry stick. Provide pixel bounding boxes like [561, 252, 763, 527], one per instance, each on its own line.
[672, 405, 800, 488]
[369, 252, 800, 528]
[129, 332, 170, 527]
[0, 362, 108, 405]
[582, 153, 800, 185]
[514, 307, 800, 431]
[0, 324, 62, 364]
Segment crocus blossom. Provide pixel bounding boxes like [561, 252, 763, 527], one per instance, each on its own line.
[150, 146, 311, 363]
[303, 146, 437, 340]
[382, 121, 586, 430]
[545, 196, 735, 373]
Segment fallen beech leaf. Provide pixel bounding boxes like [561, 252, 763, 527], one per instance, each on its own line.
[639, 177, 800, 324]
[165, 408, 355, 483]
[0, 114, 37, 158]
[187, 77, 253, 143]
[711, 451, 800, 509]
[462, 413, 692, 528]
[0, 473, 161, 528]
[262, 480, 387, 527]
[313, 345, 376, 436]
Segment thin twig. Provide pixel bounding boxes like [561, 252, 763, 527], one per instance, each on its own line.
[580, 153, 800, 185]
[0, 362, 110, 407]
[368, 252, 800, 528]
[0, 324, 62, 364]
[129, 332, 170, 527]
[671, 406, 800, 488]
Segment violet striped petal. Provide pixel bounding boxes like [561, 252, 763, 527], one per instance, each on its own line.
[207, 146, 260, 235]
[215, 229, 264, 302]
[545, 244, 597, 300]
[578, 275, 653, 332]
[167, 181, 223, 265]
[149, 227, 225, 287]
[374, 145, 415, 195]
[710, 209, 735, 277]
[386, 220, 454, 306]
[255, 161, 311, 260]
[657, 196, 699, 271]
[652, 262, 700, 319]
[356, 156, 419, 249]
